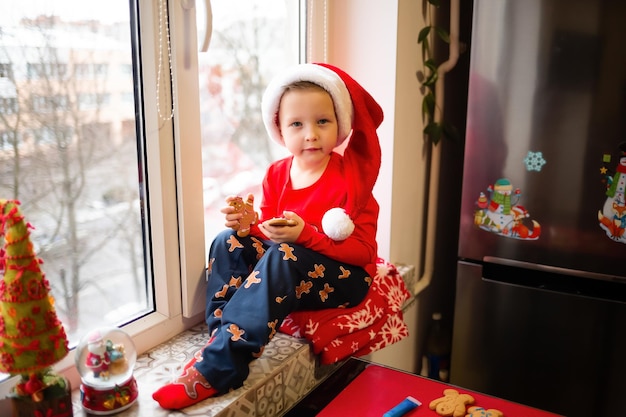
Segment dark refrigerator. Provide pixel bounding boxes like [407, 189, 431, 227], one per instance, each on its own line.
[451, 1, 626, 416]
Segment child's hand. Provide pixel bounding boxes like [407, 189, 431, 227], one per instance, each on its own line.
[220, 194, 257, 232]
[259, 211, 304, 243]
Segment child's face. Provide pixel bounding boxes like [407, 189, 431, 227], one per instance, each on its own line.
[278, 88, 339, 165]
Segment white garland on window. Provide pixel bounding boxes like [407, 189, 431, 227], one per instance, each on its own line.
[323, 0, 327, 62]
[306, 0, 328, 63]
[157, 0, 174, 121]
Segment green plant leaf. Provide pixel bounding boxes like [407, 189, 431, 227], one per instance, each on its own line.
[422, 61, 439, 87]
[424, 122, 443, 145]
[418, 26, 431, 44]
[423, 72, 438, 88]
[422, 93, 436, 122]
[419, 0, 458, 148]
[435, 26, 450, 44]
[424, 58, 437, 72]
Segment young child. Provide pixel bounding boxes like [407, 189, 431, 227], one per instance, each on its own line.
[152, 63, 384, 409]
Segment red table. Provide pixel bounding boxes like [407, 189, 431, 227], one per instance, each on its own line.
[286, 358, 563, 417]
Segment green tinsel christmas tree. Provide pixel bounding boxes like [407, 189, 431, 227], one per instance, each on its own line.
[0, 199, 71, 415]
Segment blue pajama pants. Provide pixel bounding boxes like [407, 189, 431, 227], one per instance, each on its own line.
[195, 229, 371, 392]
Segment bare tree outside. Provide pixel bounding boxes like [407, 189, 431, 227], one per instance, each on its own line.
[0, 12, 148, 343]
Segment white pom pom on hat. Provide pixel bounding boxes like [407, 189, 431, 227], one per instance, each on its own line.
[322, 208, 355, 241]
[261, 63, 384, 240]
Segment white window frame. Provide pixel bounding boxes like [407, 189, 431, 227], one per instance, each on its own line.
[0, 0, 315, 398]
[99, 0, 207, 358]
[0, 0, 208, 392]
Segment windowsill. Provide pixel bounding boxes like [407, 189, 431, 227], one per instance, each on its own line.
[72, 263, 416, 416]
[0, 264, 416, 417]
[67, 323, 333, 417]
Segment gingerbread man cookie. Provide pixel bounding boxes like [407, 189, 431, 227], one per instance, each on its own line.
[229, 196, 257, 237]
[429, 389, 475, 417]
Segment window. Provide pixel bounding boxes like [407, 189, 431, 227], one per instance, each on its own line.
[0, 1, 151, 351]
[0, 97, 17, 114]
[0, 130, 13, 151]
[27, 63, 68, 80]
[0, 63, 12, 78]
[197, 0, 298, 244]
[0, 0, 303, 389]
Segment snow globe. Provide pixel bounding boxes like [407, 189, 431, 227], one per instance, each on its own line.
[75, 327, 138, 414]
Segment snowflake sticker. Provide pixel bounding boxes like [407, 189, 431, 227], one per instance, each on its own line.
[524, 151, 547, 172]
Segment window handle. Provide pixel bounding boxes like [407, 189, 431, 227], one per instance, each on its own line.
[179, 0, 211, 70]
[198, 0, 213, 52]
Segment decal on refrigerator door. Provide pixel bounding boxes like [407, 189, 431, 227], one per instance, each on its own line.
[523, 150, 547, 172]
[474, 178, 541, 240]
[598, 142, 626, 243]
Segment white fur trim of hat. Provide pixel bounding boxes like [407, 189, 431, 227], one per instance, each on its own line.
[261, 63, 354, 147]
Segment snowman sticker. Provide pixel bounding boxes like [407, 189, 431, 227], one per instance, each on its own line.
[474, 178, 541, 240]
[599, 142, 626, 243]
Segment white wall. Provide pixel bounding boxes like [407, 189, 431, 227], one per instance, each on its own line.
[324, 0, 430, 372]
[326, 0, 427, 272]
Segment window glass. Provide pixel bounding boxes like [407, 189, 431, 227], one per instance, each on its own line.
[0, 0, 151, 353]
[198, 0, 298, 243]
[0, 0, 304, 387]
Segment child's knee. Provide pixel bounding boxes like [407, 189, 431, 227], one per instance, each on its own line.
[263, 243, 291, 260]
[218, 228, 237, 240]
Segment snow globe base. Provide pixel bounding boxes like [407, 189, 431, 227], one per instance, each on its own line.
[79, 376, 138, 415]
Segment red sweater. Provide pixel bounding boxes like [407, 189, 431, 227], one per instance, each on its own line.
[250, 152, 379, 277]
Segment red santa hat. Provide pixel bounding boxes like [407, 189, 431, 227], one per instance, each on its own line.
[261, 63, 383, 240]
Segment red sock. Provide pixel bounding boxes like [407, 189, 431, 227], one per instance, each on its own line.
[152, 367, 218, 409]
